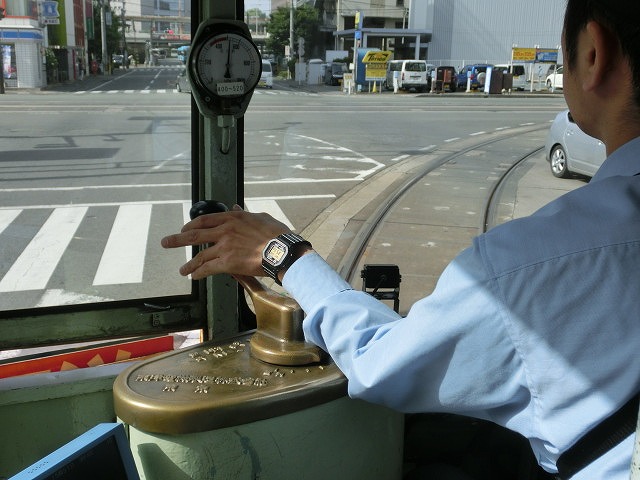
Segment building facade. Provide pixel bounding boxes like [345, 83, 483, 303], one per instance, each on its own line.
[311, 0, 564, 67]
[427, 0, 565, 68]
[0, 0, 47, 88]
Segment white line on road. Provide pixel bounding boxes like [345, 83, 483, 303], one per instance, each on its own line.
[0, 209, 20, 235]
[245, 199, 295, 230]
[0, 207, 87, 292]
[93, 204, 152, 285]
[0, 181, 353, 193]
[0, 195, 336, 211]
[182, 202, 192, 264]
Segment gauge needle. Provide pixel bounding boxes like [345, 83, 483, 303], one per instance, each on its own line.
[224, 40, 231, 78]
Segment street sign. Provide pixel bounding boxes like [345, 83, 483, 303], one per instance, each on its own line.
[365, 63, 386, 80]
[512, 47, 559, 64]
[41, 1, 59, 17]
[362, 50, 392, 63]
[512, 47, 536, 62]
[536, 48, 559, 63]
[40, 0, 60, 25]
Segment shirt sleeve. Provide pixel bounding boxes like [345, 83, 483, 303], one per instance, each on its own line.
[282, 251, 531, 427]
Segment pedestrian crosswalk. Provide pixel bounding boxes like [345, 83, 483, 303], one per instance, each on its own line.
[73, 88, 320, 96]
[0, 199, 297, 296]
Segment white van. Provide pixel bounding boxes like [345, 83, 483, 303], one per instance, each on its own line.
[495, 63, 527, 91]
[259, 59, 273, 88]
[384, 60, 430, 92]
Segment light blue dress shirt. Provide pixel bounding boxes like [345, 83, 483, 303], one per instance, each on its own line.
[283, 136, 640, 479]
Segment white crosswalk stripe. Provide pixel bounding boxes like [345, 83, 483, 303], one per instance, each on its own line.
[93, 204, 152, 285]
[0, 209, 20, 235]
[0, 206, 88, 292]
[245, 199, 294, 230]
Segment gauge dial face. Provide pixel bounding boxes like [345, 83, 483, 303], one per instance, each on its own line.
[194, 32, 261, 98]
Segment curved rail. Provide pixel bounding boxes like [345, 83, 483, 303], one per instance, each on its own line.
[338, 125, 549, 285]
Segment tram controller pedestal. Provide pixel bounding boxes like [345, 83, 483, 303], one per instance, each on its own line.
[113, 276, 403, 479]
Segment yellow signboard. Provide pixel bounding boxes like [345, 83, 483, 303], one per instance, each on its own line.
[362, 51, 392, 63]
[512, 47, 537, 62]
[365, 63, 386, 80]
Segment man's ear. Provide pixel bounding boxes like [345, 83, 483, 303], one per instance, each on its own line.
[583, 20, 618, 91]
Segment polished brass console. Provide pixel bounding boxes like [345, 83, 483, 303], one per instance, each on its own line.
[114, 276, 345, 434]
[113, 278, 403, 480]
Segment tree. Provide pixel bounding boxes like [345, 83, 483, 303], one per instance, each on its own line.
[265, 5, 320, 59]
[87, 1, 123, 65]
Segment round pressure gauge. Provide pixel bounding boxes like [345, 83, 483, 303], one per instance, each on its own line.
[192, 31, 261, 99]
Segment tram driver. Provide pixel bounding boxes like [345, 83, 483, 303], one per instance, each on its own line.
[162, 1, 640, 478]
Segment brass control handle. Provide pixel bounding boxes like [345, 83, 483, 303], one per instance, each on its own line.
[235, 275, 323, 366]
[189, 200, 322, 366]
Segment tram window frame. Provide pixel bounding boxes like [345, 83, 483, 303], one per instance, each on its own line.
[0, 2, 252, 353]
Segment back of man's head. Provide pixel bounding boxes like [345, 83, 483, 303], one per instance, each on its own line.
[564, 0, 640, 106]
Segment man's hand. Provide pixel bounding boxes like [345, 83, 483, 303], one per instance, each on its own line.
[160, 205, 291, 280]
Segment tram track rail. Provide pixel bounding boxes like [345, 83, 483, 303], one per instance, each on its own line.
[300, 122, 553, 307]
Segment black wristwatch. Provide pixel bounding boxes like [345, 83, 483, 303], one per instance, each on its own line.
[261, 233, 312, 285]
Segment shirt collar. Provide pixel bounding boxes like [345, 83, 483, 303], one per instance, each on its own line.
[592, 136, 640, 181]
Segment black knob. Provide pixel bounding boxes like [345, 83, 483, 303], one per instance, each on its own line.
[189, 200, 229, 220]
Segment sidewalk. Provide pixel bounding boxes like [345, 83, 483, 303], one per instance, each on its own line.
[3, 68, 131, 94]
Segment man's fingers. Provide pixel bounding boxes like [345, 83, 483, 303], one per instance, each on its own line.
[179, 248, 221, 278]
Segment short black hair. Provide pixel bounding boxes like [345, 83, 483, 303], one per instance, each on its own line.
[564, 0, 640, 105]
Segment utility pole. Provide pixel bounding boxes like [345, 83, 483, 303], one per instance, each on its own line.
[82, 0, 89, 76]
[100, 0, 109, 74]
[121, 1, 127, 68]
[289, 0, 294, 63]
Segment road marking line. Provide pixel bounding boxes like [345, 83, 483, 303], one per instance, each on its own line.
[391, 154, 409, 162]
[0, 196, 336, 211]
[182, 202, 192, 264]
[36, 289, 114, 308]
[245, 199, 295, 229]
[444, 137, 461, 143]
[0, 207, 87, 292]
[93, 204, 152, 285]
[0, 184, 192, 192]
[0, 209, 20, 235]
[0, 180, 352, 192]
[470, 131, 486, 136]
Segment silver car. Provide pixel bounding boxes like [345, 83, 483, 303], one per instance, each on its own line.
[545, 110, 606, 178]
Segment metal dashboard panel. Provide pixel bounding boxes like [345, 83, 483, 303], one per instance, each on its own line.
[113, 331, 346, 434]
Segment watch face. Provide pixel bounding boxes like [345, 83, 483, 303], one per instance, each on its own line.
[264, 240, 288, 267]
[193, 32, 261, 98]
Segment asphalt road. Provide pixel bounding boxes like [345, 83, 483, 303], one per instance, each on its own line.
[0, 76, 568, 311]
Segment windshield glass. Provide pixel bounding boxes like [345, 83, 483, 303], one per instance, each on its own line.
[1, 16, 192, 312]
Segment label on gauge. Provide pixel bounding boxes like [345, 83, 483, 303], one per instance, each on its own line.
[216, 81, 245, 96]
